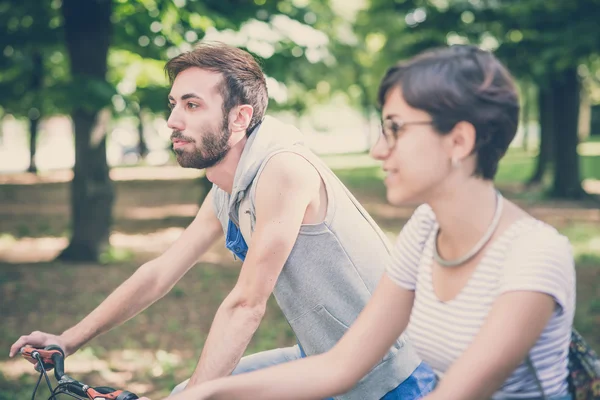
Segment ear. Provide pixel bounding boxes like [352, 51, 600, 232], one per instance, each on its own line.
[448, 121, 476, 163]
[229, 104, 254, 136]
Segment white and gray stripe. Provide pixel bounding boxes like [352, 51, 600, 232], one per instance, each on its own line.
[387, 205, 575, 398]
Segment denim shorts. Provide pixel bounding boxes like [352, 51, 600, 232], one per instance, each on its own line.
[299, 344, 437, 399]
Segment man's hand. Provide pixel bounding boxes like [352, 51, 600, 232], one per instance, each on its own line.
[9, 331, 73, 358]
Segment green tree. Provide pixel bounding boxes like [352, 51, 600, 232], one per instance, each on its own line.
[478, 0, 599, 198]
[355, 0, 600, 198]
[0, 0, 69, 173]
[1, 0, 338, 261]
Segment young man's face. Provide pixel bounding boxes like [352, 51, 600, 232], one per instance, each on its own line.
[167, 67, 231, 169]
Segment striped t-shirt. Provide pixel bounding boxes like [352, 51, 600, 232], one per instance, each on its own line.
[387, 204, 575, 399]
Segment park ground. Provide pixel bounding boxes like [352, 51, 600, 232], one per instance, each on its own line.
[0, 147, 599, 399]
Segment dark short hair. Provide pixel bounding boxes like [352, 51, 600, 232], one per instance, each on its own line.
[165, 42, 268, 134]
[378, 45, 520, 180]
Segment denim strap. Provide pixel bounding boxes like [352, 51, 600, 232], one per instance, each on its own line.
[526, 356, 548, 400]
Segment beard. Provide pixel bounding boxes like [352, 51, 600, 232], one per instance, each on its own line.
[171, 117, 231, 169]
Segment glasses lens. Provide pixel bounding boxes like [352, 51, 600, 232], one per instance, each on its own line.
[382, 120, 396, 149]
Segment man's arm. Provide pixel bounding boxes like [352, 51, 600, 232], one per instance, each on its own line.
[185, 153, 320, 387]
[9, 189, 223, 358]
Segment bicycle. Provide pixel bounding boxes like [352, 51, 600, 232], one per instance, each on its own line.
[20, 345, 139, 400]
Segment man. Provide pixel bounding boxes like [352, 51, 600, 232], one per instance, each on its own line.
[9, 42, 435, 399]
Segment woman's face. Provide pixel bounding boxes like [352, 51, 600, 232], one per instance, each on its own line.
[371, 86, 455, 206]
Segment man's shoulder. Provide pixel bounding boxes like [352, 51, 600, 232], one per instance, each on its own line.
[258, 151, 321, 191]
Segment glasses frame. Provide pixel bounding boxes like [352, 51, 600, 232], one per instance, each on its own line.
[380, 118, 433, 151]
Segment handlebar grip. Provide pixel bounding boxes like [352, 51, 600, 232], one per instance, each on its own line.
[20, 345, 64, 373]
[89, 387, 138, 400]
[116, 391, 139, 400]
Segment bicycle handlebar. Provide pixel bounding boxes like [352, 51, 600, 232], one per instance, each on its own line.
[20, 345, 139, 400]
[20, 345, 65, 380]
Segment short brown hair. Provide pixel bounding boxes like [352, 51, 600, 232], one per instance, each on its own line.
[378, 45, 520, 180]
[165, 42, 268, 134]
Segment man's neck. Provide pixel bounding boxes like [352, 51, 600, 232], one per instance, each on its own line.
[205, 135, 248, 194]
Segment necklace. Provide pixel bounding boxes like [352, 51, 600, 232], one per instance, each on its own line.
[433, 190, 504, 268]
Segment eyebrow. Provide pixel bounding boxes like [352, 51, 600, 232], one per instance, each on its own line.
[168, 93, 205, 102]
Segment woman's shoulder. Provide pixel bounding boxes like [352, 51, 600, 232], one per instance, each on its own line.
[508, 216, 572, 252]
[502, 216, 575, 284]
[499, 215, 576, 314]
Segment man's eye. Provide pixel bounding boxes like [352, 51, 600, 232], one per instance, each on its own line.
[168, 103, 175, 110]
[187, 103, 198, 109]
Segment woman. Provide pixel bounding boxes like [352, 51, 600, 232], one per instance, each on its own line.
[166, 45, 575, 400]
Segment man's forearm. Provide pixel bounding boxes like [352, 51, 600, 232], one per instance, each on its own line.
[187, 300, 265, 387]
[61, 261, 168, 353]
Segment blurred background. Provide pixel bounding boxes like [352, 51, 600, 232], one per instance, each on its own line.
[1, 0, 599, 398]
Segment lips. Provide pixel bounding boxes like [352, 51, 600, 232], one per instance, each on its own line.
[172, 139, 190, 149]
[384, 170, 398, 186]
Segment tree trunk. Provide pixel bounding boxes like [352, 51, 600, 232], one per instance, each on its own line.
[591, 105, 600, 136]
[527, 86, 553, 185]
[137, 110, 148, 159]
[521, 81, 530, 151]
[27, 51, 43, 174]
[28, 116, 39, 173]
[550, 67, 584, 199]
[353, 63, 374, 152]
[57, 0, 114, 262]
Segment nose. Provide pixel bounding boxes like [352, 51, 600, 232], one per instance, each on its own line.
[370, 134, 391, 161]
[167, 107, 185, 132]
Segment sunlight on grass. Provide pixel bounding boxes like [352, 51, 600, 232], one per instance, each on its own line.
[0, 229, 234, 264]
[100, 246, 135, 264]
[0, 166, 203, 185]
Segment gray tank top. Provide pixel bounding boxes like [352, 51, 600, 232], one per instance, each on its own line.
[213, 145, 422, 399]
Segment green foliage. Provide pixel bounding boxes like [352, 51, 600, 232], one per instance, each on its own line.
[1, 0, 341, 122]
[3, 0, 599, 121]
[356, 0, 600, 85]
[0, 0, 69, 118]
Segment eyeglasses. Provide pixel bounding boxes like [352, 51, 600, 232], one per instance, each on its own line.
[380, 118, 433, 151]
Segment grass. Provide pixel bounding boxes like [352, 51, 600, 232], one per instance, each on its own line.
[1, 145, 599, 398]
[322, 143, 600, 195]
[495, 148, 600, 184]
